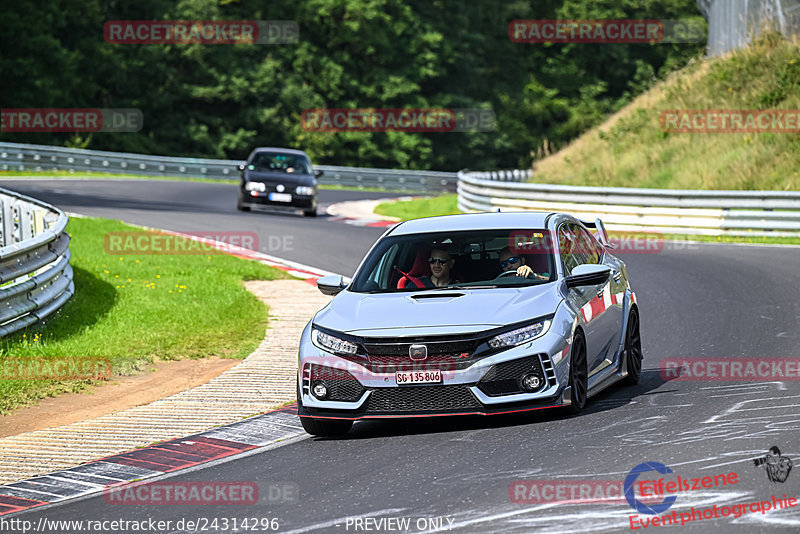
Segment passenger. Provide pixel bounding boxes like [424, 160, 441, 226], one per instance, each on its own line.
[498, 247, 548, 281]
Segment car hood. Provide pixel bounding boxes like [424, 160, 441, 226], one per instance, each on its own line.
[245, 170, 314, 184]
[313, 284, 563, 336]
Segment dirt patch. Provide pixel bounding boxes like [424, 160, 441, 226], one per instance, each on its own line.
[0, 357, 240, 438]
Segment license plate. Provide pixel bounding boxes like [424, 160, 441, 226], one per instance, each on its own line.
[396, 369, 442, 385]
[268, 192, 292, 202]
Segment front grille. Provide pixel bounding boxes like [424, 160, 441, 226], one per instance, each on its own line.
[364, 340, 477, 356]
[366, 385, 481, 413]
[477, 355, 546, 397]
[309, 364, 365, 402]
[361, 338, 480, 372]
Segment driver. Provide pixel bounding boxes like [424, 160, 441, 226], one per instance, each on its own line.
[498, 247, 548, 281]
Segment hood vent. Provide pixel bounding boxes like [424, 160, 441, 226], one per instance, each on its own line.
[409, 292, 465, 300]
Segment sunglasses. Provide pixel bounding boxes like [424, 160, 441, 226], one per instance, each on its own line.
[500, 256, 521, 269]
[428, 257, 449, 265]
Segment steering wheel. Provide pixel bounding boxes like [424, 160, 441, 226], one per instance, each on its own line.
[496, 270, 521, 278]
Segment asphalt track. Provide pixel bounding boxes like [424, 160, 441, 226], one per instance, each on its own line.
[3, 179, 800, 533]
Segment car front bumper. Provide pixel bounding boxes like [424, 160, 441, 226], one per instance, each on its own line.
[297, 326, 573, 420]
[242, 190, 316, 209]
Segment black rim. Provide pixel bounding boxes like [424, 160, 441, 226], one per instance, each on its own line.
[626, 310, 642, 379]
[571, 335, 587, 409]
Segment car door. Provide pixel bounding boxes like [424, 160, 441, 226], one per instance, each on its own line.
[558, 223, 617, 372]
[575, 224, 624, 366]
[600, 243, 627, 364]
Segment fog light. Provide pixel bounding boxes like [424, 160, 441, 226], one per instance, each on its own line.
[311, 381, 328, 399]
[520, 373, 543, 391]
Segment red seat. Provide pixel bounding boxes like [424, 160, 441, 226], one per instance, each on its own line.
[397, 247, 431, 289]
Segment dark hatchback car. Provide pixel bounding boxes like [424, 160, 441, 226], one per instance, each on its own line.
[237, 148, 323, 217]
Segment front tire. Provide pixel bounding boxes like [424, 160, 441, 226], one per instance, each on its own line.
[303, 208, 317, 217]
[622, 308, 643, 385]
[300, 417, 352, 436]
[565, 332, 588, 414]
[237, 195, 251, 212]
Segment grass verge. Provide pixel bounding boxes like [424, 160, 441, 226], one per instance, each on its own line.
[374, 195, 458, 220]
[529, 33, 800, 190]
[0, 216, 293, 414]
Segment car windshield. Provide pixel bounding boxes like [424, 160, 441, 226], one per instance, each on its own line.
[350, 229, 554, 293]
[249, 152, 311, 174]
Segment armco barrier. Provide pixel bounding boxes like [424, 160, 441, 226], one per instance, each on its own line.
[0, 142, 457, 193]
[0, 188, 73, 336]
[457, 171, 800, 237]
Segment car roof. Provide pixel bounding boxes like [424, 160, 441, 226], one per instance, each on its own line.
[388, 212, 557, 235]
[249, 147, 309, 157]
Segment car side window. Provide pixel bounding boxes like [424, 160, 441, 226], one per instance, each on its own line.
[558, 225, 581, 276]
[573, 225, 603, 265]
[559, 223, 604, 275]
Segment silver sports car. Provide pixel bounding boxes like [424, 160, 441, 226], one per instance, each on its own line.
[297, 212, 642, 436]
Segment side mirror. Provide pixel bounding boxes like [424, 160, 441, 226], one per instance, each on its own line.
[314, 169, 324, 178]
[565, 264, 611, 288]
[317, 275, 347, 296]
[237, 163, 246, 172]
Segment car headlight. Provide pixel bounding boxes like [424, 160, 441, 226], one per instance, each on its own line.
[245, 182, 266, 192]
[295, 186, 315, 196]
[311, 328, 358, 355]
[488, 320, 551, 349]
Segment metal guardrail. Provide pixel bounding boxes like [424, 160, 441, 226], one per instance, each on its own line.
[0, 142, 458, 193]
[458, 171, 800, 237]
[5, 141, 798, 237]
[0, 188, 73, 336]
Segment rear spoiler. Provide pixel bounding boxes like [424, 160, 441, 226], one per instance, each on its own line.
[581, 218, 616, 249]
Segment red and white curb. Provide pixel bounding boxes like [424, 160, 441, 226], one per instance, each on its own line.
[154, 228, 336, 284]
[325, 198, 411, 228]
[0, 405, 303, 517]
[326, 216, 397, 227]
[77, 214, 338, 285]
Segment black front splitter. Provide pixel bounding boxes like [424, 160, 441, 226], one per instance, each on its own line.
[297, 396, 564, 421]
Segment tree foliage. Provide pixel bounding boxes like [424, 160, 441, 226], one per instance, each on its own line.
[0, 0, 704, 169]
